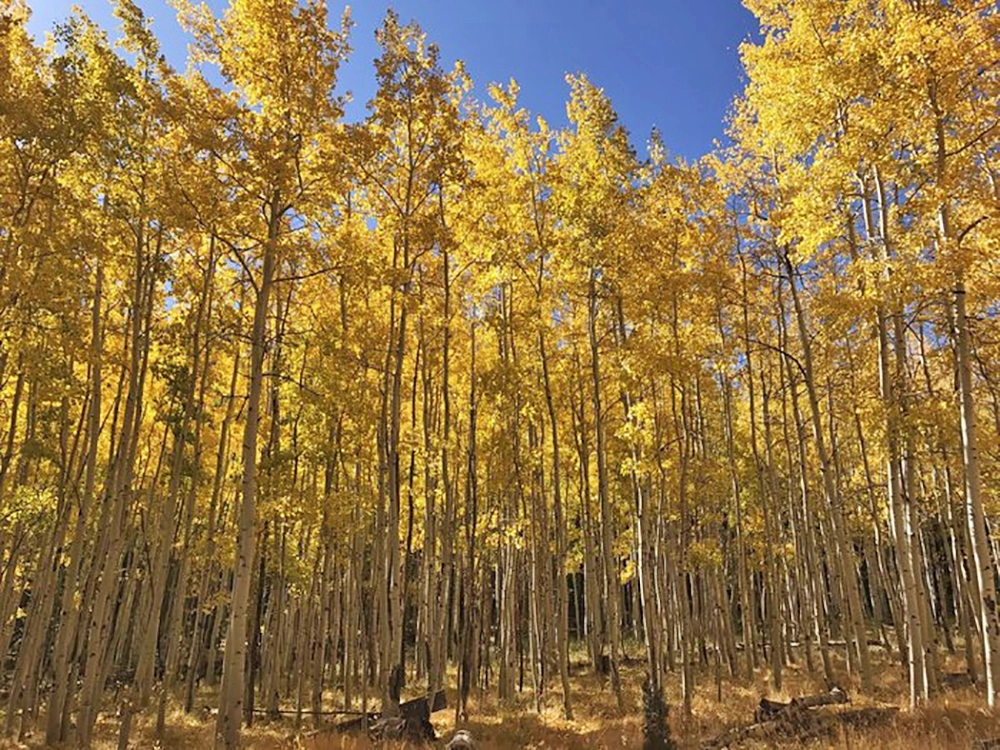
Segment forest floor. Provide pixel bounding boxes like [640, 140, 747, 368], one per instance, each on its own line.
[3, 645, 1000, 749]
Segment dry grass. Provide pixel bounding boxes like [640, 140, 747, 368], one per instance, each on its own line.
[3, 647, 999, 748]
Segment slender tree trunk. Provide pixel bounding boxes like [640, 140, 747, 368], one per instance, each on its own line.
[215, 196, 279, 750]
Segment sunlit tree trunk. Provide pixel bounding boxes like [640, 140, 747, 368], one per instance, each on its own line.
[588, 269, 623, 710]
[215, 195, 279, 750]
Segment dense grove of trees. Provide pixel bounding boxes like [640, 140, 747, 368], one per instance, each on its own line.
[0, 0, 997, 747]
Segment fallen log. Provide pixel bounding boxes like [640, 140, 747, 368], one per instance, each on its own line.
[706, 688, 899, 749]
[754, 687, 848, 722]
[704, 706, 898, 750]
[332, 689, 447, 734]
[250, 707, 369, 716]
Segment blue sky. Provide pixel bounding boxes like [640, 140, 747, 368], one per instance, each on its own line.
[27, 0, 759, 160]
